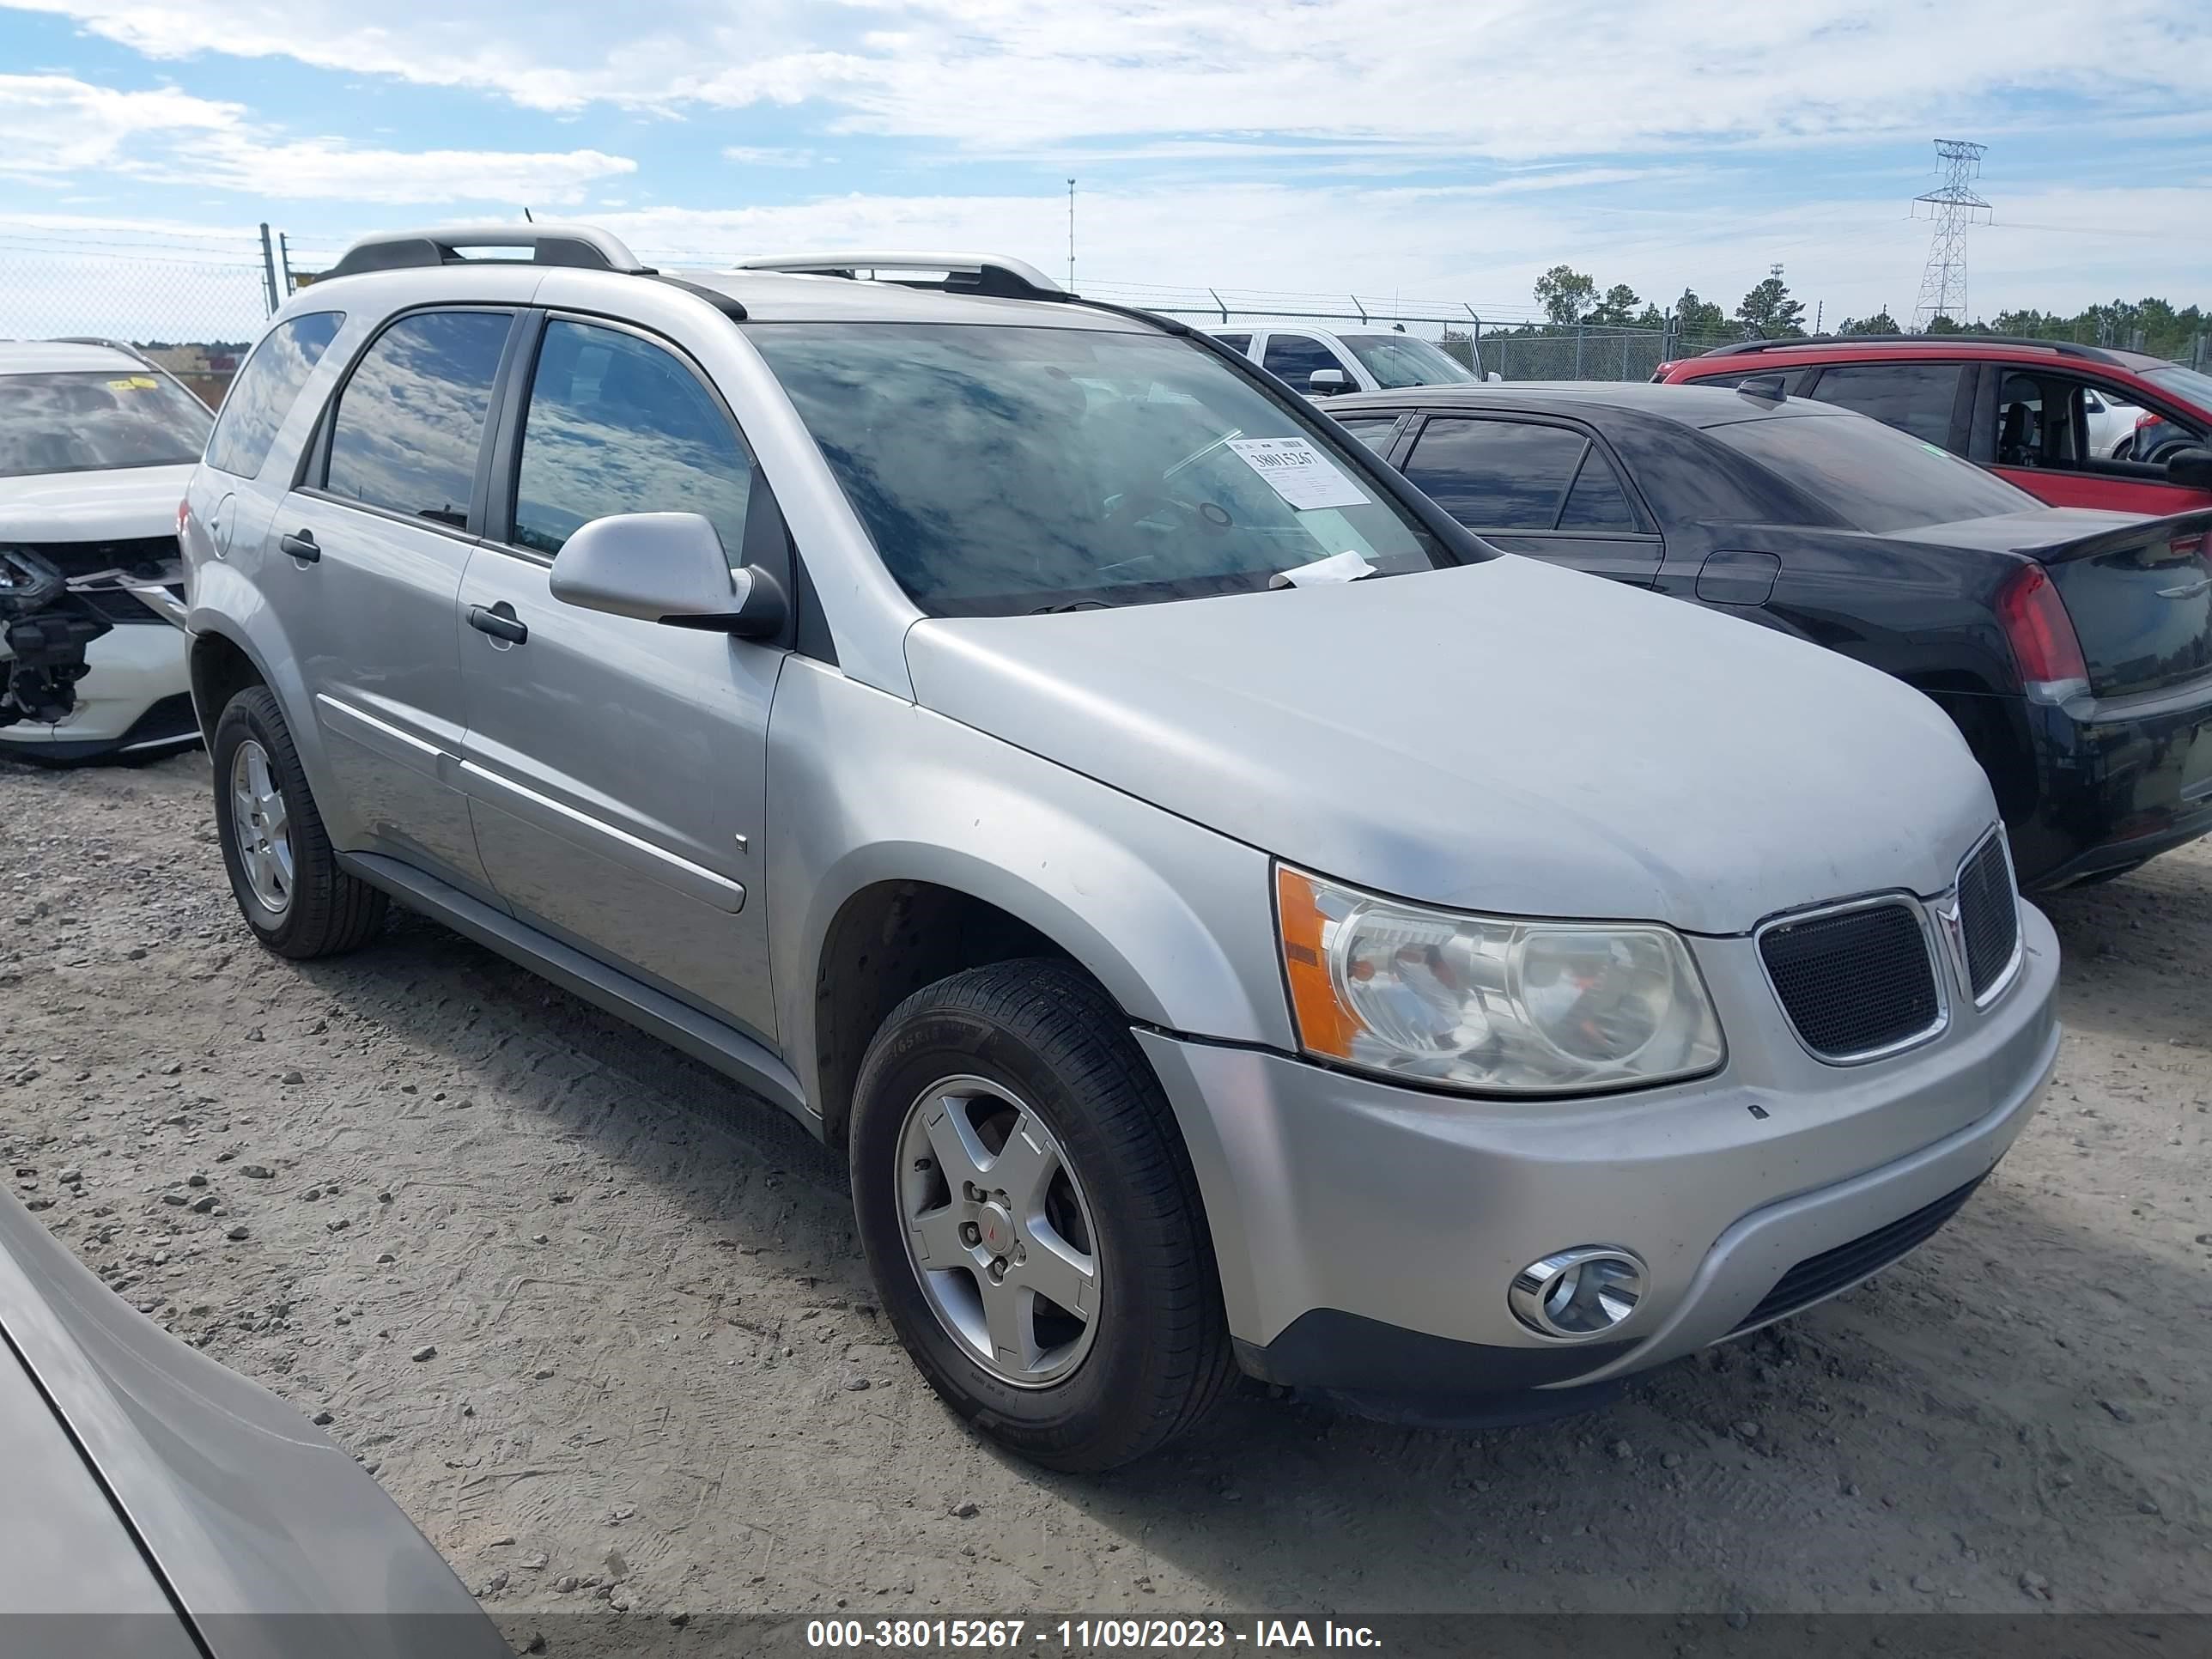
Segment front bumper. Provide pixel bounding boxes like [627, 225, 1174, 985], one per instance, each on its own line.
[1136, 901, 2060, 1407]
[0, 618, 194, 757]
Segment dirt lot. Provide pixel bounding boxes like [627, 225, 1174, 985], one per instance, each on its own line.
[3, 748, 2208, 1625]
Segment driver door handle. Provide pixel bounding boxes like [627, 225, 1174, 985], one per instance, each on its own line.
[468, 602, 528, 645]
[279, 529, 319, 563]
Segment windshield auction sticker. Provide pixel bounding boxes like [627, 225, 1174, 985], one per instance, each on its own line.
[1226, 436, 1372, 512]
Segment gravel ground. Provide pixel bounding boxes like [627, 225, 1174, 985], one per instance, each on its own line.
[3, 748, 2208, 1625]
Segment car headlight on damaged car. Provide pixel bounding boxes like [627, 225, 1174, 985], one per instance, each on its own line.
[1275, 867, 1724, 1095]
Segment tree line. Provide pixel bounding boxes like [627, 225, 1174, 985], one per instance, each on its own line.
[1504, 264, 2208, 358]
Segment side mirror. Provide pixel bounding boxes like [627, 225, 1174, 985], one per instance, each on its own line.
[1307, 368, 1352, 396]
[2165, 447, 2212, 490]
[548, 512, 787, 640]
[1485, 371, 1504, 383]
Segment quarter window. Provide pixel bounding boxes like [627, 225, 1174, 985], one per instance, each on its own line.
[1557, 447, 1640, 532]
[1803, 362, 1963, 447]
[324, 310, 511, 527]
[1212, 333, 1252, 356]
[205, 311, 343, 479]
[1333, 415, 1401, 455]
[511, 321, 755, 558]
[1402, 418, 1589, 530]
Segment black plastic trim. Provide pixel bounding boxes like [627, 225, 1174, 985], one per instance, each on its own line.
[1236, 1306, 1634, 1395]
[1699, 333, 2126, 365]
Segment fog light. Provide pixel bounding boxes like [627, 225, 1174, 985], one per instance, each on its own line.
[1509, 1247, 1646, 1340]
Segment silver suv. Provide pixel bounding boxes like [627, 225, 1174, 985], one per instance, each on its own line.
[180, 226, 2059, 1471]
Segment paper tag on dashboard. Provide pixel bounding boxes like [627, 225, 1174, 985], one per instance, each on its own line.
[1226, 436, 1371, 511]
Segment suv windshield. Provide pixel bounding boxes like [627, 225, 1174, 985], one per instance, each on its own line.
[1705, 411, 2037, 532]
[0, 370, 212, 479]
[749, 323, 1452, 615]
[1338, 334, 1480, 389]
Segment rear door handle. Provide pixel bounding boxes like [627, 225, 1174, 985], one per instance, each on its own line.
[468, 602, 528, 645]
[280, 530, 319, 563]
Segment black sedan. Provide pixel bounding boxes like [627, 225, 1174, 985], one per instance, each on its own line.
[1328, 382, 2212, 890]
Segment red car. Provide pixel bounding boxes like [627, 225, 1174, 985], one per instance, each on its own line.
[1654, 336, 2212, 515]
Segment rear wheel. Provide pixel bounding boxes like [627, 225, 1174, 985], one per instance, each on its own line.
[850, 959, 1235, 1471]
[211, 686, 386, 958]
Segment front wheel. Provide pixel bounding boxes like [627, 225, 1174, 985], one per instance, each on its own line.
[849, 959, 1235, 1472]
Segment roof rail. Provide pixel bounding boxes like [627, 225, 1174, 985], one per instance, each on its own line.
[1698, 332, 2121, 365]
[325, 224, 652, 281]
[51, 335, 161, 368]
[737, 252, 1068, 301]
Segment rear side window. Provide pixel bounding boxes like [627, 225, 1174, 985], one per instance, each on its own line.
[204, 311, 343, 479]
[1262, 335, 1343, 385]
[324, 310, 512, 528]
[511, 319, 754, 557]
[1212, 333, 1252, 356]
[1403, 417, 1589, 529]
[1804, 362, 1963, 447]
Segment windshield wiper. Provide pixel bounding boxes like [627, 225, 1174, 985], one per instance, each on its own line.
[1027, 599, 1114, 615]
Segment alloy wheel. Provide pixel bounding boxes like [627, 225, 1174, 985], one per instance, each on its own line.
[228, 738, 295, 918]
[895, 1075, 1102, 1388]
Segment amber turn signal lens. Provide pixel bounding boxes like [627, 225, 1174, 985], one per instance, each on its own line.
[1275, 866, 1360, 1059]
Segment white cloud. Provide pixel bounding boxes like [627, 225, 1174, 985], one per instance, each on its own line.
[721, 145, 823, 167]
[0, 71, 635, 203]
[8, 0, 2208, 161]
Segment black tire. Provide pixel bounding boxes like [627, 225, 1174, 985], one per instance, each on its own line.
[850, 959, 1236, 1472]
[211, 685, 386, 958]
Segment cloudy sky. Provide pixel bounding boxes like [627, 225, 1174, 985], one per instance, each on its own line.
[3, 0, 2209, 337]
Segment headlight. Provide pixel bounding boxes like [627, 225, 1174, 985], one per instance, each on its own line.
[1275, 866, 1724, 1095]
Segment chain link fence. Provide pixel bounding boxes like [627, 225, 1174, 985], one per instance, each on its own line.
[10, 228, 2196, 400]
[0, 226, 276, 405]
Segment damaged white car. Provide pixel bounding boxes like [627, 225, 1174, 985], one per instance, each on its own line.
[1, 339, 204, 763]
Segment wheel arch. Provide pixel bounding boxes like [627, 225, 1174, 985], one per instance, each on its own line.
[186, 628, 265, 748]
[805, 860, 1171, 1152]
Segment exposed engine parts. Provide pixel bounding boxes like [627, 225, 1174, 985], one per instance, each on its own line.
[1, 548, 114, 728]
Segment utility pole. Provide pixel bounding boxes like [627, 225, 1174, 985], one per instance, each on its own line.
[257, 223, 280, 317]
[1912, 139, 1991, 330]
[1066, 179, 1076, 291]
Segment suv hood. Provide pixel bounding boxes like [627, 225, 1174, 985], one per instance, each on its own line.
[906, 557, 1996, 935]
[0, 463, 194, 542]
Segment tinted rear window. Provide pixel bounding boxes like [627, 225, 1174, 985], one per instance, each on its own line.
[205, 312, 343, 478]
[1803, 361, 1964, 446]
[324, 310, 511, 528]
[1, 370, 212, 479]
[1261, 335, 1344, 385]
[1706, 412, 2036, 532]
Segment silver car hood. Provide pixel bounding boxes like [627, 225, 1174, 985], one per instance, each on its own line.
[0, 463, 197, 542]
[905, 556, 1996, 935]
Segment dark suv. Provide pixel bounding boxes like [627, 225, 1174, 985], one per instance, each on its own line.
[1655, 336, 2212, 516]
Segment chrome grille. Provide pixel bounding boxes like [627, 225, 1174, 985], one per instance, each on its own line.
[1759, 901, 1942, 1061]
[1955, 835, 2020, 1001]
